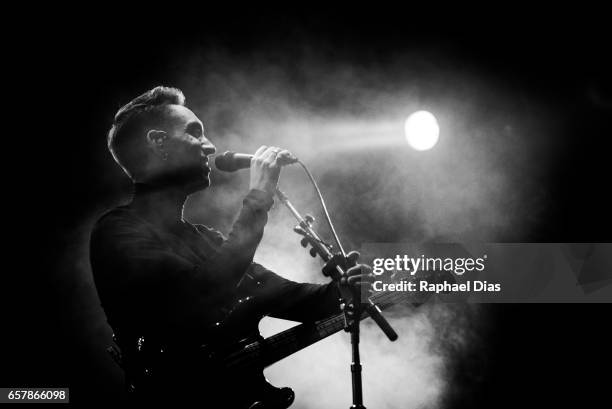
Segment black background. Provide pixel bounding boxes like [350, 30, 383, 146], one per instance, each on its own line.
[4, 6, 612, 407]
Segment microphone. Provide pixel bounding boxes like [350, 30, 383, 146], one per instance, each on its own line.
[214, 150, 298, 172]
[214, 151, 253, 172]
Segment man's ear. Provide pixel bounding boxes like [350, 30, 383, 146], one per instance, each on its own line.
[146, 129, 168, 158]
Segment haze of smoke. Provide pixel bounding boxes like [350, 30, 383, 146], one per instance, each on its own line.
[64, 48, 554, 406]
[182, 50, 553, 242]
[177, 50, 551, 408]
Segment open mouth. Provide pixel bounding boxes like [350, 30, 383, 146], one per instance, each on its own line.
[201, 157, 211, 173]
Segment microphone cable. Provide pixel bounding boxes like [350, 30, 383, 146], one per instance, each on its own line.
[295, 159, 347, 258]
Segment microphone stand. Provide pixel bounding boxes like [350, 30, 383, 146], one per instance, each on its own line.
[275, 188, 398, 409]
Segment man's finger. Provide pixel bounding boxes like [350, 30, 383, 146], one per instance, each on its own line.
[277, 149, 297, 166]
[347, 264, 372, 276]
[261, 146, 277, 161]
[347, 281, 373, 289]
[347, 251, 360, 265]
[254, 145, 268, 158]
[263, 146, 283, 167]
[346, 265, 361, 276]
[347, 274, 374, 285]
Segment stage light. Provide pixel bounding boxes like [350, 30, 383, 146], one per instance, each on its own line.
[404, 111, 440, 151]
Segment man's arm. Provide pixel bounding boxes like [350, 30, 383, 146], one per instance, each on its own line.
[203, 145, 295, 288]
[202, 189, 274, 289]
[242, 263, 342, 322]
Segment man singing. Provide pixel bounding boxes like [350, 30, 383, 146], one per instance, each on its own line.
[90, 86, 371, 406]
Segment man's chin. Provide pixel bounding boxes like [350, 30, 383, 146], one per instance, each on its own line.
[149, 167, 210, 194]
[185, 175, 211, 194]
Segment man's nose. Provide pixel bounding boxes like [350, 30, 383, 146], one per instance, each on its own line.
[201, 141, 216, 156]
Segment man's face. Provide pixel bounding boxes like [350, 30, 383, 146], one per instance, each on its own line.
[158, 105, 216, 192]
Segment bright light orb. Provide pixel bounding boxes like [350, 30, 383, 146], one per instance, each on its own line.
[404, 111, 440, 151]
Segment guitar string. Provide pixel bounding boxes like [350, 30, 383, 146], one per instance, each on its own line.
[225, 290, 411, 367]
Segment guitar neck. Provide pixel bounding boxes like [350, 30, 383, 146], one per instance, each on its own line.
[225, 290, 405, 369]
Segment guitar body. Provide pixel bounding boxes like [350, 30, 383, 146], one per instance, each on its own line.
[191, 365, 294, 409]
[119, 282, 409, 408]
[199, 296, 296, 409]
[125, 296, 295, 409]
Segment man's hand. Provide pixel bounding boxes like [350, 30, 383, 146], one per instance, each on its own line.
[249, 145, 295, 195]
[338, 251, 374, 303]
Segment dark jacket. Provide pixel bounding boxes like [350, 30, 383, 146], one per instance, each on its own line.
[90, 188, 341, 349]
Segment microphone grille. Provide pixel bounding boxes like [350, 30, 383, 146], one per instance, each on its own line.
[214, 151, 237, 172]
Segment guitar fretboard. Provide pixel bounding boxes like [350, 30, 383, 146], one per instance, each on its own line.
[225, 289, 410, 369]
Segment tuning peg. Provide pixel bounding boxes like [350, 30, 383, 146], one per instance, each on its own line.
[309, 248, 317, 257]
[300, 238, 309, 248]
[293, 226, 306, 236]
[304, 214, 315, 226]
